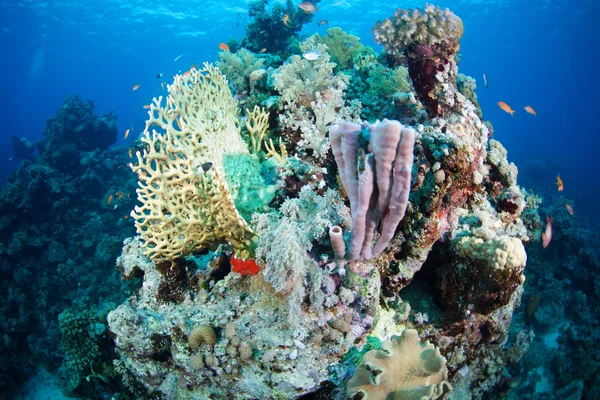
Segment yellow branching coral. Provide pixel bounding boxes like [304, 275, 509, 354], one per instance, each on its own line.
[130, 63, 254, 261]
[264, 137, 287, 164]
[245, 105, 269, 155]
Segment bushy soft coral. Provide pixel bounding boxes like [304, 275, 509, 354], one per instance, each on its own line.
[274, 37, 360, 160]
[311, 27, 376, 71]
[216, 48, 265, 95]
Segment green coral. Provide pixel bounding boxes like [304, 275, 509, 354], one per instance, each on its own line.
[216, 48, 265, 95]
[311, 27, 376, 70]
[223, 153, 276, 223]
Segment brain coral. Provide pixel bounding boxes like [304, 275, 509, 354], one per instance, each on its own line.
[347, 329, 452, 400]
[188, 324, 217, 350]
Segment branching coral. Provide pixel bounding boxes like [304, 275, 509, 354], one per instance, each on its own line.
[130, 64, 257, 261]
[245, 105, 270, 155]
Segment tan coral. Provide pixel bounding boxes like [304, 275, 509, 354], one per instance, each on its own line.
[245, 105, 270, 155]
[130, 63, 253, 261]
[188, 325, 217, 350]
[347, 329, 452, 400]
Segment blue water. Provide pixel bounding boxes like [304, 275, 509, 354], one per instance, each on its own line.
[0, 0, 598, 398]
[1, 1, 598, 212]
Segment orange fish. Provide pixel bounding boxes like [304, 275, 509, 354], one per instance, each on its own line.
[259, 48, 267, 53]
[128, 148, 133, 158]
[132, 84, 141, 91]
[298, 1, 317, 13]
[282, 14, 291, 28]
[556, 175, 564, 191]
[117, 191, 124, 200]
[182, 70, 191, 77]
[124, 129, 130, 140]
[107, 195, 113, 205]
[143, 105, 151, 109]
[542, 216, 553, 248]
[524, 106, 537, 116]
[127, 192, 131, 199]
[123, 215, 129, 219]
[497, 101, 515, 116]
[564, 201, 574, 215]
[218, 43, 230, 52]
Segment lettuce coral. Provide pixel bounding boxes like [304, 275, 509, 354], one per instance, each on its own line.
[347, 328, 452, 399]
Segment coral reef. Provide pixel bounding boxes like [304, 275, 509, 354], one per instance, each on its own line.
[0, 96, 135, 397]
[107, 4, 533, 399]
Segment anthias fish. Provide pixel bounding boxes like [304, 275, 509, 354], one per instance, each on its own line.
[497, 101, 515, 116]
[524, 106, 537, 116]
[218, 43, 230, 51]
[556, 175, 564, 191]
[298, 2, 317, 13]
[132, 84, 141, 91]
[542, 216, 554, 248]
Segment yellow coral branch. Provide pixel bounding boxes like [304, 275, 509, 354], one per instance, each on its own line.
[264, 138, 287, 164]
[245, 106, 270, 155]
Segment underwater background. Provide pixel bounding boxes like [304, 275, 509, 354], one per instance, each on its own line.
[0, 0, 598, 399]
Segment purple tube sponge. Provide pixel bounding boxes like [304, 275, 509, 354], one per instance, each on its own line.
[330, 120, 415, 261]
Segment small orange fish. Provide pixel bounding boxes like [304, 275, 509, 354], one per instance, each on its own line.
[127, 192, 131, 199]
[524, 106, 537, 116]
[564, 200, 574, 215]
[123, 215, 129, 219]
[124, 129, 130, 140]
[497, 101, 515, 116]
[542, 216, 553, 248]
[298, 1, 317, 13]
[143, 105, 151, 109]
[132, 84, 141, 91]
[218, 42, 230, 52]
[182, 70, 191, 77]
[259, 48, 267, 53]
[282, 14, 291, 28]
[556, 175, 564, 191]
[117, 191, 124, 200]
[128, 148, 133, 158]
[107, 194, 113, 205]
